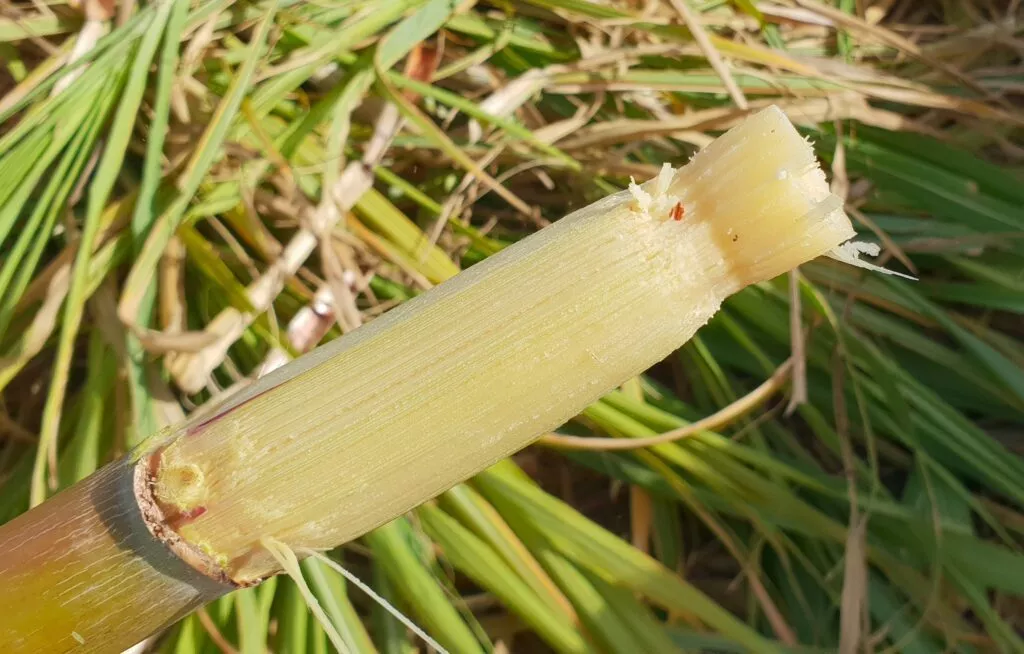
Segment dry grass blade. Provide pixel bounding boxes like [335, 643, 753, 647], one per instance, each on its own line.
[839, 516, 868, 654]
[377, 75, 534, 216]
[261, 537, 352, 654]
[629, 486, 653, 553]
[165, 93, 396, 392]
[667, 0, 747, 110]
[542, 359, 793, 450]
[791, 0, 995, 99]
[118, 3, 279, 349]
[786, 271, 807, 415]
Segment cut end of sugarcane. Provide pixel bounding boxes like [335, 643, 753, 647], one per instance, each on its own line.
[132, 453, 245, 588]
[623, 105, 900, 289]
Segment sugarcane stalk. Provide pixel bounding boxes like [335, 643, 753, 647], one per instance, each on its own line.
[0, 107, 858, 653]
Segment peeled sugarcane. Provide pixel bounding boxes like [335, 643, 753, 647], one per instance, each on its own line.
[0, 107, 864, 653]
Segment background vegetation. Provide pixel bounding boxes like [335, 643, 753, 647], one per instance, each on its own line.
[1, 0, 1022, 651]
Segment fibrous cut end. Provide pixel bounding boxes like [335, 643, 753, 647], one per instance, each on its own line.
[628, 105, 861, 290]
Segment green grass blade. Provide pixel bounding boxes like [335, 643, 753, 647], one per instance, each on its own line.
[301, 556, 377, 654]
[354, 189, 460, 283]
[0, 110, 101, 336]
[371, 564, 415, 654]
[375, 0, 453, 70]
[366, 519, 486, 654]
[120, 2, 278, 324]
[57, 331, 116, 488]
[475, 465, 784, 653]
[274, 581, 310, 654]
[236, 587, 266, 654]
[419, 502, 591, 654]
[124, 0, 189, 443]
[440, 484, 577, 622]
[30, 2, 169, 505]
[385, 72, 580, 170]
